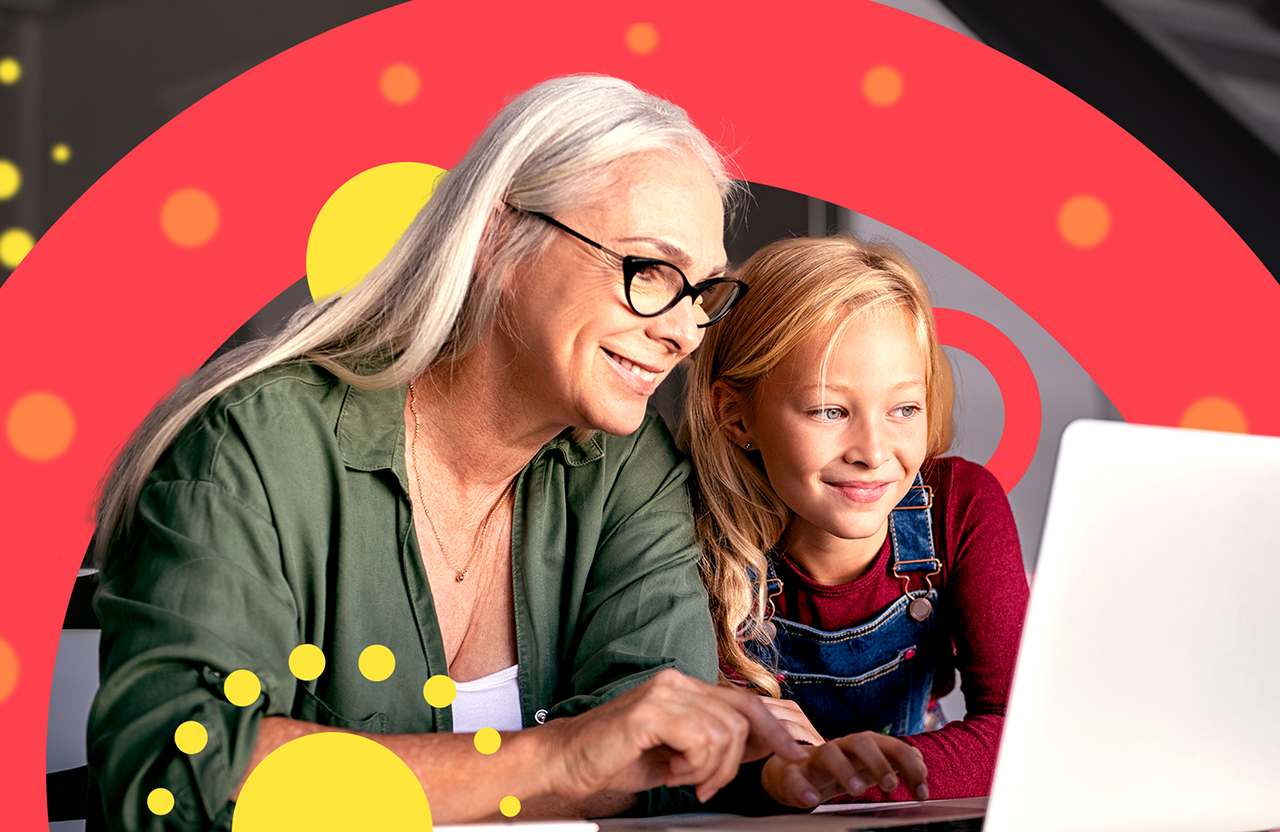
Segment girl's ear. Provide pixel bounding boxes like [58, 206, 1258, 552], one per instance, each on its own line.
[712, 380, 753, 449]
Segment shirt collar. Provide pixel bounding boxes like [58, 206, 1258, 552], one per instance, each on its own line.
[334, 384, 606, 489]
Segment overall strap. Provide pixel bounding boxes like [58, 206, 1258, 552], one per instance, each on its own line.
[888, 473, 940, 578]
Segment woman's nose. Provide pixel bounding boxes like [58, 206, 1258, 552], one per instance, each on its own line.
[647, 296, 702, 355]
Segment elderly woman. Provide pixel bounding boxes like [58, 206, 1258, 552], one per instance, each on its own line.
[87, 75, 810, 831]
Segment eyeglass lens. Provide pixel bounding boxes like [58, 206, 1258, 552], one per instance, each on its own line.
[624, 260, 743, 325]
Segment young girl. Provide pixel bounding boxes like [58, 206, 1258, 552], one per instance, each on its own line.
[685, 235, 1030, 806]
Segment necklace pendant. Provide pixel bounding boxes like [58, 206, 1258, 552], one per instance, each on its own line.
[456, 571, 467, 582]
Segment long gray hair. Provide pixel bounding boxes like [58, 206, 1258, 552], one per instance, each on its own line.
[94, 74, 740, 565]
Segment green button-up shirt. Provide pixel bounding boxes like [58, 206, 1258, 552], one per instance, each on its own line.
[89, 364, 717, 830]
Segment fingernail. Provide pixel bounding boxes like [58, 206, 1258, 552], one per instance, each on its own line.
[847, 776, 867, 793]
[915, 784, 930, 801]
[803, 789, 820, 806]
[881, 774, 898, 792]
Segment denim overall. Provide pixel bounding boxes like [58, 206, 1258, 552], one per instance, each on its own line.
[751, 475, 945, 739]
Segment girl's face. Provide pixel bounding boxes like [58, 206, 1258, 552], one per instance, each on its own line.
[730, 307, 930, 565]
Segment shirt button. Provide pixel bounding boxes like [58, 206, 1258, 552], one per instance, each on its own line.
[534, 709, 548, 724]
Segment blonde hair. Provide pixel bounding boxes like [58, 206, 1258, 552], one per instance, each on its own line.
[683, 235, 953, 695]
[94, 74, 741, 566]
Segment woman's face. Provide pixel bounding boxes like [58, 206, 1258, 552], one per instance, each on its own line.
[735, 308, 930, 562]
[499, 151, 728, 437]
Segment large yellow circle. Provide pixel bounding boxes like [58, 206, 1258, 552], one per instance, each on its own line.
[232, 732, 431, 831]
[304, 162, 445, 302]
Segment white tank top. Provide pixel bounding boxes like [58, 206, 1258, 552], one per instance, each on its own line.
[449, 664, 523, 733]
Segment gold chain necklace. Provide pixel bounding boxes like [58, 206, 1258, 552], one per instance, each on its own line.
[407, 380, 514, 582]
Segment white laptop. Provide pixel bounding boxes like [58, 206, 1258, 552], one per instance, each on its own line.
[668, 419, 1280, 832]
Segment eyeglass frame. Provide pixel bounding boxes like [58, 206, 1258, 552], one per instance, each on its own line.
[504, 203, 748, 327]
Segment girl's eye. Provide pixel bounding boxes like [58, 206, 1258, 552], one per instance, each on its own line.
[812, 407, 845, 421]
[894, 405, 921, 419]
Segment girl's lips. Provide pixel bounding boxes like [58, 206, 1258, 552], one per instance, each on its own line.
[827, 480, 893, 504]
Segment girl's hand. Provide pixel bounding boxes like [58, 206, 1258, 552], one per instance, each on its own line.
[759, 731, 928, 809]
[757, 696, 825, 746]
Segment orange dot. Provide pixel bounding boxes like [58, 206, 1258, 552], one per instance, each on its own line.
[0, 635, 17, 703]
[1180, 396, 1248, 434]
[161, 188, 220, 248]
[863, 65, 904, 107]
[1058, 195, 1110, 248]
[626, 23, 659, 55]
[380, 63, 420, 105]
[6, 391, 75, 461]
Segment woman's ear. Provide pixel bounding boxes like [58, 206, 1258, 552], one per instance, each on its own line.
[711, 380, 753, 450]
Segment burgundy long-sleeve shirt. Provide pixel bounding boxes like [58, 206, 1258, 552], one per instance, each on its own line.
[769, 456, 1030, 802]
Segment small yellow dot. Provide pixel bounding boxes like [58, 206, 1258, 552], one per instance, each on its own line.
[359, 644, 395, 681]
[0, 227, 34, 269]
[174, 720, 208, 754]
[289, 644, 326, 681]
[51, 143, 72, 164]
[0, 160, 20, 200]
[500, 795, 521, 817]
[0, 57, 20, 85]
[626, 23, 659, 55]
[6, 391, 74, 461]
[1058, 194, 1110, 248]
[474, 726, 502, 755]
[423, 674, 457, 708]
[224, 669, 261, 707]
[1180, 396, 1248, 433]
[863, 65, 904, 107]
[147, 788, 175, 815]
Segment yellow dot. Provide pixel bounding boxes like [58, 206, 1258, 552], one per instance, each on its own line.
[305, 162, 445, 302]
[147, 788, 175, 816]
[379, 63, 420, 105]
[6, 391, 75, 461]
[863, 65, 904, 107]
[1058, 194, 1110, 248]
[1180, 396, 1248, 433]
[234, 732, 431, 830]
[174, 720, 208, 754]
[359, 644, 395, 681]
[224, 669, 262, 707]
[0, 159, 20, 200]
[289, 643, 326, 681]
[626, 23, 659, 55]
[160, 188, 220, 248]
[500, 795, 521, 817]
[0, 227, 34, 269]
[0, 635, 18, 704]
[474, 727, 502, 755]
[422, 674, 457, 708]
[0, 57, 20, 85]
[51, 143, 72, 164]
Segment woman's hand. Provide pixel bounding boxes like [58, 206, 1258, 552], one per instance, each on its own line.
[760, 731, 928, 809]
[538, 668, 808, 803]
[757, 696, 824, 745]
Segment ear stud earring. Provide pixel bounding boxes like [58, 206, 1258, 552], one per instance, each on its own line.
[744, 442, 752, 450]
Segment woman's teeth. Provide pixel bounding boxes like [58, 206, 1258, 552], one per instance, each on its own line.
[616, 355, 658, 382]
